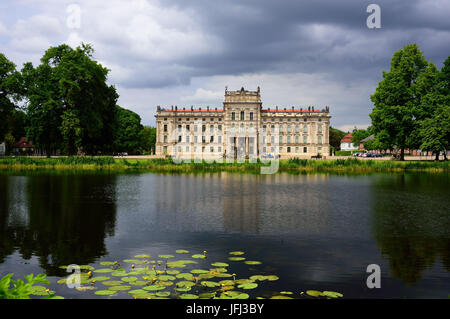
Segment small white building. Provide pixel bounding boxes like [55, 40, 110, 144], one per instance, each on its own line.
[340, 133, 358, 151]
[0, 142, 5, 156]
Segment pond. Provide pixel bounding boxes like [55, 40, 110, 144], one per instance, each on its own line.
[0, 171, 449, 299]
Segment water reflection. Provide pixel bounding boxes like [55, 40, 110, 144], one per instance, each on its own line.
[0, 174, 117, 274]
[370, 173, 450, 284]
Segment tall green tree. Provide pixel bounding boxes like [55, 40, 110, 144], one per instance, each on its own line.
[352, 127, 372, 147]
[113, 106, 143, 155]
[329, 127, 346, 151]
[370, 43, 428, 160]
[141, 126, 156, 155]
[22, 44, 118, 156]
[0, 53, 21, 142]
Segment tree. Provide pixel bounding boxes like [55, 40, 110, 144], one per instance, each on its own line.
[113, 106, 143, 155]
[22, 44, 118, 156]
[141, 126, 156, 155]
[352, 127, 372, 147]
[329, 126, 346, 151]
[0, 53, 21, 142]
[419, 105, 449, 160]
[370, 43, 429, 160]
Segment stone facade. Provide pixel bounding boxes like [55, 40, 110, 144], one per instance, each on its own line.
[155, 87, 330, 159]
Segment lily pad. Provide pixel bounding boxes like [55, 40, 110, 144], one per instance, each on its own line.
[100, 261, 116, 266]
[135, 254, 151, 258]
[158, 254, 175, 259]
[158, 275, 176, 281]
[245, 261, 262, 265]
[280, 291, 293, 295]
[102, 280, 124, 286]
[176, 273, 194, 280]
[271, 295, 293, 299]
[266, 275, 279, 281]
[176, 250, 189, 254]
[91, 276, 110, 282]
[201, 281, 220, 288]
[322, 291, 343, 298]
[121, 276, 138, 282]
[166, 270, 180, 275]
[129, 280, 147, 286]
[306, 290, 324, 297]
[175, 287, 192, 292]
[95, 290, 116, 296]
[237, 283, 258, 290]
[190, 269, 209, 274]
[211, 262, 229, 267]
[192, 254, 206, 259]
[229, 251, 245, 255]
[111, 271, 128, 277]
[228, 257, 246, 261]
[143, 285, 166, 291]
[108, 285, 131, 291]
[156, 291, 171, 297]
[250, 275, 267, 281]
[176, 281, 196, 288]
[94, 268, 114, 273]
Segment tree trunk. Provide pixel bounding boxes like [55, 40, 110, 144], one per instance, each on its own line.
[400, 147, 405, 161]
[435, 151, 440, 161]
[444, 151, 448, 161]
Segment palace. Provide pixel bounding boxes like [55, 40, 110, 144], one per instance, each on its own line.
[155, 87, 330, 159]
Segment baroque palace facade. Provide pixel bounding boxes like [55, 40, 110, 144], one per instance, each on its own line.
[155, 87, 330, 159]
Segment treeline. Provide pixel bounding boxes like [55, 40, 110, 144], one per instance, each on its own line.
[0, 44, 156, 156]
[368, 44, 449, 161]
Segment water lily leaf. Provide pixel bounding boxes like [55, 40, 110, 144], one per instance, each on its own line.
[100, 261, 115, 266]
[30, 286, 52, 296]
[219, 280, 235, 286]
[180, 294, 199, 299]
[57, 278, 67, 284]
[47, 296, 64, 299]
[199, 292, 216, 299]
[228, 257, 245, 261]
[78, 265, 95, 270]
[245, 261, 262, 265]
[128, 289, 147, 295]
[221, 285, 234, 291]
[201, 281, 220, 288]
[198, 274, 215, 280]
[123, 259, 140, 263]
[176, 250, 189, 254]
[91, 276, 110, 281]
[177, 260, 197, 264]
[190, 269, 209, 274]
[306, 290, 324, 297]
[229, 251, 245, 256]
[280, 291, 293, 295]
[108, 285, 131, 291]
[214, 273, 232, 278]
[135, 254, 151, 258]
[94, 268, 113, 273]
[266, 275, 279, 281]
[156, 291, 171, 297]
[129, 280, 147, 286]
[102, 280, 124, 286]
[158, 254, 175, 259]
[210, 267, 228, 273]
[322, 291, 343, 298]
[167, 261, 187, 268]
[271, 295, 293, 299]
[192, 254, 206, 259]
[235, 279, 254, 284]
[95, 290, 116, 296]
[175, 287, 192, 292]
[176, 281, 196, 288]
[111, 271, 128, 277]
[234, 293, 250, 299]
[250, 275, 267, 281]
[237, 283, 258, 290]
[121, 276, 138, 282]
[211, 262, 229, 267]
[143, 285, 166, 291]
[158, 275, 176, 281]
[176, 273, 194, 280]
[158, 281, 174, 287]
[166, 270, 180, 275]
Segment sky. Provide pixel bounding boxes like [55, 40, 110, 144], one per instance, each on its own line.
[0, 0, 449, 131]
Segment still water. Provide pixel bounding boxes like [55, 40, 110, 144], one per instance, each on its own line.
[0, 171, 449, 298]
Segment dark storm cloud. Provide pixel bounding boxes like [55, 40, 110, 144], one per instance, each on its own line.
[166, 0, 449, 75]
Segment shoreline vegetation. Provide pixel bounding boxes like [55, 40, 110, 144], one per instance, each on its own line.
[0, 157, 448, 174]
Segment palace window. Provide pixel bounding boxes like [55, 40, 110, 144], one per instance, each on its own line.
[295, 136, 299, 143]
[218, 125, 222, 131]
[178, 136, 182, 142]
[250, 112, 254, 120]
[318, 136, 323, 144]
[194, 136, 198, 143]
[218, 136, 222, 144]
[303, 125, 307, 133]
[186, 118, 190, 121]
[210, 125, 214, 132]
[295, 125, 299, 133]
[318, 125, 322, 133]
[186, 146, 190, 152]
[218, 146, 222, 152]
[240, 111, 244, 121]
[202, 125, 206, 132]
[210, 146, 214, 152]
[279, 136, 283, 144]
[202, 136, 206, 143]
[210, 136, 214, 143]
[287, 147, 291, 153]
[232, 112, 235, 120]
[287, 125, 291, 133]
[287, 136, 291, 144]
[271, 136, 274, 144]
[164, 135, 168, 143]
[304, 147, 307, 153]
[279, 125, 283, 133]
[164, 124, 167, 132]
[178, 125, 182, 132]
[295, 147, 299, 153]
[303, 136, 307, 144]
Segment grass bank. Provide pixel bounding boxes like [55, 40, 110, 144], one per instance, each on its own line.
[0, 156, 448, 173]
